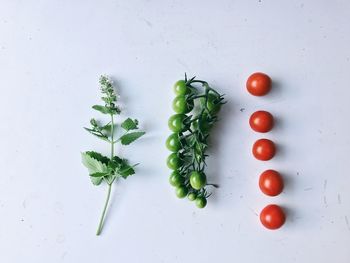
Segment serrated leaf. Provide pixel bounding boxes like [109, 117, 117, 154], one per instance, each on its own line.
[119, 166, 135, 178]
[117, 163, 138, 179]
[112, 156, 123, 163]
[90, 176, 103, 186]
[85, 151, 110, 165]
[108, 156, 123, 170]
[81, 152, 109, 174]
[119, 131, 145, 145]
[121, 118, 138, 131]
[92, 105, 111, 114]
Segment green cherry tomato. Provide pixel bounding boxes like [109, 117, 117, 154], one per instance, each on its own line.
[166, 133, 181, 152]
[175, 185, 188, 198]
[200, 93, 221, 114]
[168, 114, 187, 133]
[169, 171, 184, 187]
[173, 80, 190, 95]
[167, 153, 182, 170]
[187, 192, 197, 201]
[195, 196, 207, 208]
[190, 171, 207, 190]
[173, 96, 194, 114]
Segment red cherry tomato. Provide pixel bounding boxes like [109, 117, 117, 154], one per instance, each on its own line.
[252, 139, 276, 161]
[260, 204, 286, 230]
[259, 170, 283, 196]
[246, 72, 272, 96]
[249, 111, 274, 133]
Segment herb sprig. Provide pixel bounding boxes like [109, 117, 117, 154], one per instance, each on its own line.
[82, 75, 145, 235]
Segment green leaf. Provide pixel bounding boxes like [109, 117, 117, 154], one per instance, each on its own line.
[90, 172, 108, 177]
[121, 118, 138, 131]
[85, 151, 110, 165]
[119, 131, 145, 145]
[119, 166, 135, 178]
[101, 123, 113, 132]
[117, 163, 138, 179]
[81, 152, 109, 174]
[92, 105, 111, 114]
[90, 118, 98, 127]
[112, 156, 123, 163]
[90, 177, 103, 186]
[91, 133, 110, 142]
[108, 156, 123, 170]
[84, 127, 95, 133]
[109, 107, 121, 115]
[84, 127, 110, 142]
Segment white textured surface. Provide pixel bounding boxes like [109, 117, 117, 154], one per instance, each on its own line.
[1, 0, 350, 262]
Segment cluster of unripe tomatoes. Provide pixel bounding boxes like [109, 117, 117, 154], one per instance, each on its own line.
[166, 77, 225, 208]
[247, 72, 286, 230]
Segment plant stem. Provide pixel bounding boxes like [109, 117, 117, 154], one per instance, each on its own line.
[96, 113, 115, 236]
[96, 183, 112, 235]
[111, 114, 115, 158]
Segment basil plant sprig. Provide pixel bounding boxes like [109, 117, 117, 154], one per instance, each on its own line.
[81, 75, 145, 235]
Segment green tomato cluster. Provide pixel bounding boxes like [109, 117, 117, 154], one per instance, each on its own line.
[165, 78, 224, 209]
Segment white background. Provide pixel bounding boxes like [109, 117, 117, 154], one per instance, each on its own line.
[1, 0, 350, 262]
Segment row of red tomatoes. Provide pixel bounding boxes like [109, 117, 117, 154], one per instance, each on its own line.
[247, 72, 286, 230]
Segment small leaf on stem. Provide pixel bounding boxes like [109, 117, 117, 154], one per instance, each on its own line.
[120, 131, 145, 145]
[121, 118, 139, 131]
[92, 105, 111, 114]
[90, 177, 103, 186]
[81, 152, 109, 174]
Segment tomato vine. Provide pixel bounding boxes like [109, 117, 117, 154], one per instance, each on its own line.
[166, 74, 225, 208]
